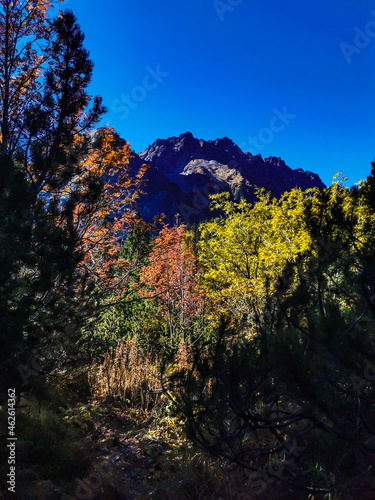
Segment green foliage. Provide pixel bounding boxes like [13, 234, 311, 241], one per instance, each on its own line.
[81, 292, 166, 361]
[63, 402, 95, 432]
[119, 215, 153, 265]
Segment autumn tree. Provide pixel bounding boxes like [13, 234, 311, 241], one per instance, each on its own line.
[0, 0, 51, 156]
[198, 188, 312, 323]
[140, 222, 205, 342]
[69, 127, 149, 305]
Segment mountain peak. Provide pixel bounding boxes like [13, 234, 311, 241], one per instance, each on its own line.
[214, 136, 235, 147]
[136, 132, 325, 224]
[178, 131, 195, 141]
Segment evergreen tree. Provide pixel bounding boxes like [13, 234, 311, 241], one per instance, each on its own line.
[0, 5, 106, 400]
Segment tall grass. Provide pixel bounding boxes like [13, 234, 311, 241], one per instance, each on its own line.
[88, 336, 163, 411]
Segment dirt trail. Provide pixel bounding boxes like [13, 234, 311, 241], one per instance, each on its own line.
[73, 407, 182, 500]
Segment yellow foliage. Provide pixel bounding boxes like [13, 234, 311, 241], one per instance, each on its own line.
[198, 188, 312, 317]
[199, 179, 374, 321]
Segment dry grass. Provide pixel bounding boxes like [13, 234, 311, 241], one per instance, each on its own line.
[88, 336, 163, 411]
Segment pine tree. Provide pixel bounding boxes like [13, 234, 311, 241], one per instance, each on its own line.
[0, 5, 106, 400]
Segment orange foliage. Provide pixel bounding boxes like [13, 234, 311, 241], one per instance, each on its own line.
[140, 222, 205, 336]
[64, 127, 150, 300]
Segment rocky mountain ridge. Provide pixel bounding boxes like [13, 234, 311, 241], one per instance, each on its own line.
[131, 132, 325, 224]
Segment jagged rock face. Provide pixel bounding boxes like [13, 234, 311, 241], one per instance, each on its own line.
[133, 132, 325, 225]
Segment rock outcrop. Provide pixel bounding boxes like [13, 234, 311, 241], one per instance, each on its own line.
[131, 132, 325, 224]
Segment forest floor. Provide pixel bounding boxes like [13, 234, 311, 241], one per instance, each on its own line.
[74, 402, 206, 499]
[2, 396, 242, 500]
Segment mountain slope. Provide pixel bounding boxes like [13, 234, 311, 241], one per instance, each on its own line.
[133, 132, 325, 224]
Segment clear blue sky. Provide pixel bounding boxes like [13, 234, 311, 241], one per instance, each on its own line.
[56, 0, 375, 186]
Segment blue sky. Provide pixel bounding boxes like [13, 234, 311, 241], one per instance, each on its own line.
[57, 0, 375, 186]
